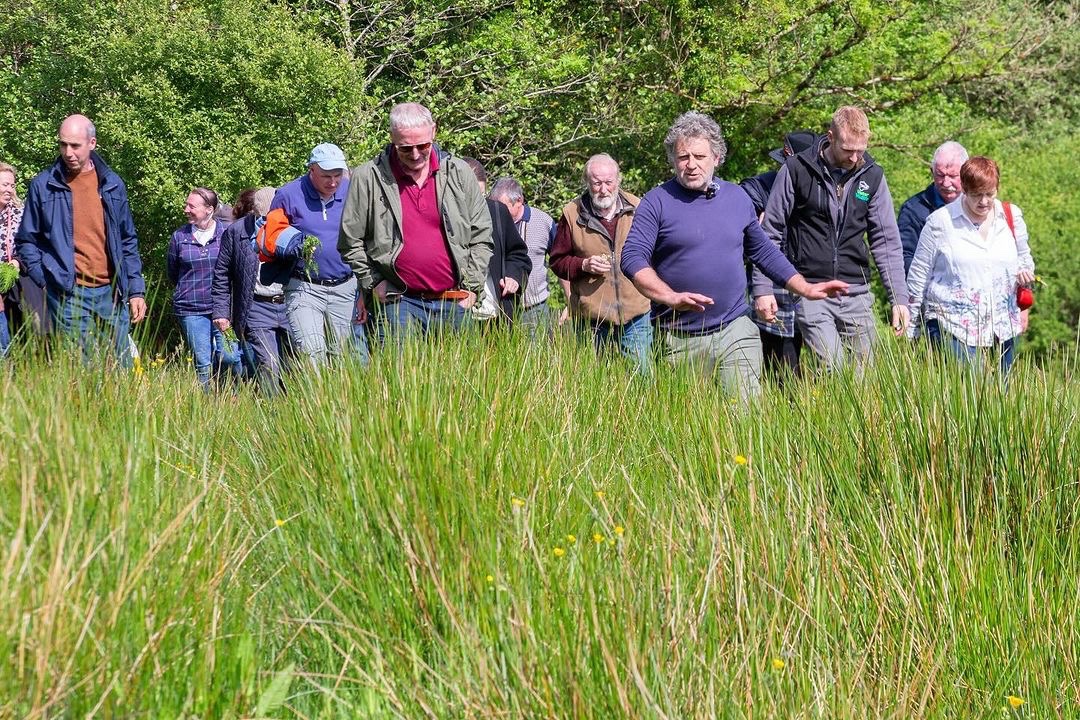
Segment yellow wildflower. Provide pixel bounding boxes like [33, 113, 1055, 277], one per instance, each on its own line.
[553, 547, 566, 557]
[275, 518, 285, 528]
[614, 525, 625, 536]
[734, 455, 748, 466]
[511, 497, 525, 508]
[1007, 696, 1024, 709]
[567, 534, 577, 544]
[595, 490, 605, 500]
[771, 658, 785, 671]
[486, 575, 494, 584]
[593, 533, 604, 544]
[608, 539, 616, 546]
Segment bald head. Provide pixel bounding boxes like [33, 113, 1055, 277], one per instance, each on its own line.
[58, 114, 97, 176]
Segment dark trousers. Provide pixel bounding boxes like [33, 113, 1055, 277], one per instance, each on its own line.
[760, 329, 802, 386]
[244, 298, 296, 395]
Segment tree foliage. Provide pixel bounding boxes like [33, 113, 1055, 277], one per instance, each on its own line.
[1, 0, 1077, 348]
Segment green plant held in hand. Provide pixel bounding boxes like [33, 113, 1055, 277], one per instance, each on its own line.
[301, 235, 320, 277]
[0, 263, 18, 294]
[222, 326, 238, 344]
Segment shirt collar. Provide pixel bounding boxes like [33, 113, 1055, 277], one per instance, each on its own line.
[389, 149, 439, 185]
[301, 173, 347, 203]
[521, 204, 532, 223]
[948, 197, 1002, 227]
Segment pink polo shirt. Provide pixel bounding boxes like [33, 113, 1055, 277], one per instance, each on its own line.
[391, 152, 456, 293]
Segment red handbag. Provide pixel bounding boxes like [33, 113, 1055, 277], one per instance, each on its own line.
[1003, 202, 1034, 311]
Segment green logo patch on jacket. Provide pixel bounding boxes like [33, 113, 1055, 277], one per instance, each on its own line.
[854, 180, 871, 202]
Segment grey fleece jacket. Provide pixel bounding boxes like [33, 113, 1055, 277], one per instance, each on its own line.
[752, 149, 909, 305]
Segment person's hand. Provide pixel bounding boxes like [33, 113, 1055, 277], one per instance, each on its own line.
[557, 307, 569, 326]
[1017, 269, 1036, 285]
[354, 295, 368, 325]
[581, 255, 611, 275]
[498, 277, 520, 297]
[6, 259, 18, 271]
[213, 317, 231, 332]
[1020, 308, 1030, 333]
[458, 290, 477, 310]
[129, 296, 148, 324]
[373, 280, 397, 304]
[891, 304, 910, 337]
[664, 291, 713, 312]
[754, 295, 777, 323]
[801, 280, 849, 300]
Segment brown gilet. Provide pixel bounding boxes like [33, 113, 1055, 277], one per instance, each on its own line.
[561, 192, 650, 325]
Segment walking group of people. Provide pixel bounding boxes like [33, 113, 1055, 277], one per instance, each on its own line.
[1, 102, 1035, 397]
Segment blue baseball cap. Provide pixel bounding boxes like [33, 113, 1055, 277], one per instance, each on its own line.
[307, 143, 348, 171]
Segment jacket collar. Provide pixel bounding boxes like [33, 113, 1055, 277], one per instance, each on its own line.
[179, 220, 226, 243]
[47, 151, 117, 192]
[577, 190, 634, 223]
[796, 134, 877, 184]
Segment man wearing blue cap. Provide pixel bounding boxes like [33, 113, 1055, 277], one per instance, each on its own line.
[271, 142, 368, 367]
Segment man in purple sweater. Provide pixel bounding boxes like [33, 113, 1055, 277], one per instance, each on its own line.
[621, 112, 848, 398]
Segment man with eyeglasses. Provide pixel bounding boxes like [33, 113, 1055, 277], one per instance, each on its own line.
[897, 141, 969, 275]
[549, 153, 653, 373]
[338, 102, 492, 339]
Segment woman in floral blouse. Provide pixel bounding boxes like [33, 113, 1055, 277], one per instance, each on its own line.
[0, 162, 23, 358]
[907, 156, 1035, 375]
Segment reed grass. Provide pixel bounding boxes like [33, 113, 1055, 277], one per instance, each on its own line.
[1, 328, 1076, 718]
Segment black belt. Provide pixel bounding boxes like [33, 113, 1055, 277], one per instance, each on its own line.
[295, 275, 352, 287]
[253, 294, 285, 304]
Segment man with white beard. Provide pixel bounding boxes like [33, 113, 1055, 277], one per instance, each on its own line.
[897, 140, 968, 275]
[550, 154, 653, 372]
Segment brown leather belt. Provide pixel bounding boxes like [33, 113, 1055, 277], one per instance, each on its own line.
[407, 289, 471, 301]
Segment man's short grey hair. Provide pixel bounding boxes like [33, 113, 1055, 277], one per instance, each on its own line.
[931, 140, 968, 170]
[489, 177, 523, 204]
[389, 103, 435, 132]
[582, 153, 620, 186]
[663, 112, 727, 167]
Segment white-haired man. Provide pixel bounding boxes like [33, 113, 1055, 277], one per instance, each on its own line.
[338, 102, 492, 338]
[897, 140, 969, 274]
[550, 153, 652, 372]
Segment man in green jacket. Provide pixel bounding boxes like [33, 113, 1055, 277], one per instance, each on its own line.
[337, 102, 492, 338]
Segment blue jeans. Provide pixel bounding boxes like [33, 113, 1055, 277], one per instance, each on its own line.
[177, 314, 243, 388]
[379, 295, 468, 343]
[0, 308, 9, 358]
[47, 284, 132, 367]
[587, 311, 653, 375]
[926, 319, 1016, 376]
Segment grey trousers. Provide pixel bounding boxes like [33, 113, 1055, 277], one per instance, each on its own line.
[284, 276, 368, 367]
[661, 315, 763, 400]
[795, 293, 877, 372]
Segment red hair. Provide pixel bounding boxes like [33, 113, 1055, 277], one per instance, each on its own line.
[960, 156, 999, 195]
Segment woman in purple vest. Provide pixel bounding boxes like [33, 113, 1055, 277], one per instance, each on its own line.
[167, 187, 242, 388]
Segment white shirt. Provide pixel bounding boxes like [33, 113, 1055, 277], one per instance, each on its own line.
[191, 222, 217, 246]
[907, 198, 1034, 346]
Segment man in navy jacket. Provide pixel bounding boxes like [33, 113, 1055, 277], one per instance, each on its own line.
[17, 114, 147, 366]
[897, 141, 968, 274]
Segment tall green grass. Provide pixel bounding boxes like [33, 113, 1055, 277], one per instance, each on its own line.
[1, 329, 1077, 718]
